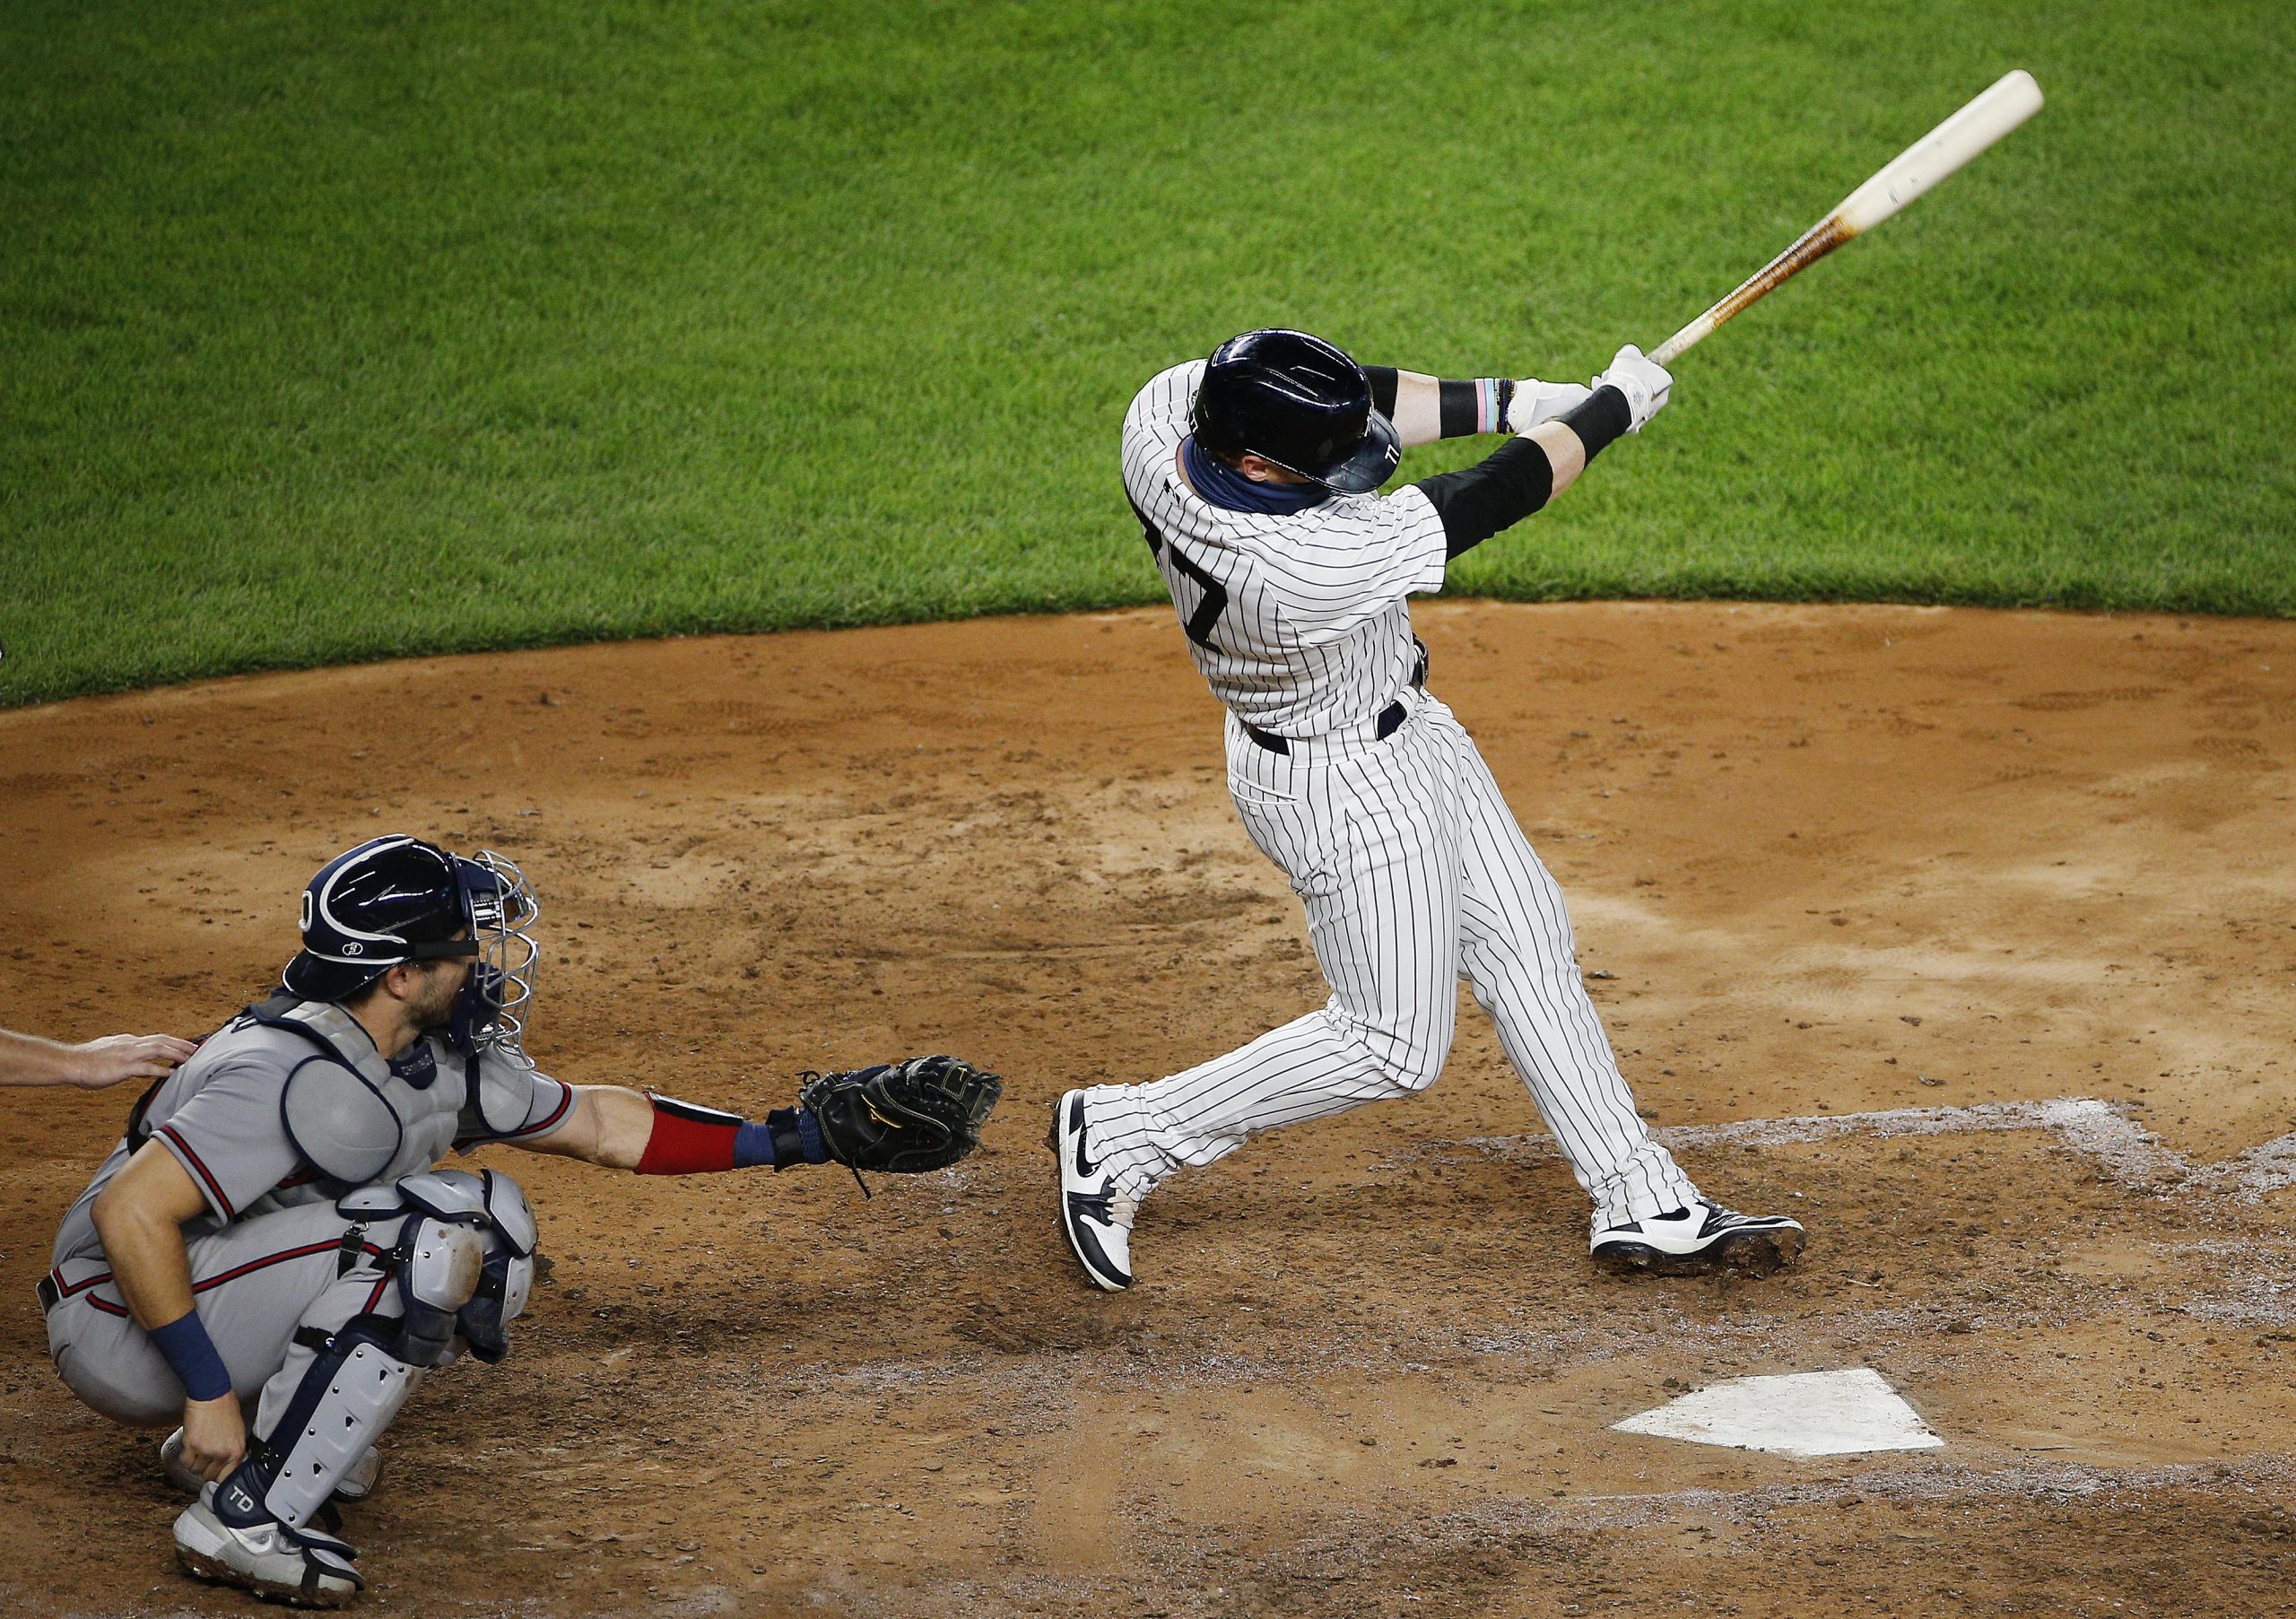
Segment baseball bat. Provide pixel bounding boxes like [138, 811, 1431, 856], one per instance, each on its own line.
[1649, 69, 2044, 367]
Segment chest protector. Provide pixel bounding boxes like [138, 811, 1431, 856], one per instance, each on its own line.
[255, 997, 433, 1191]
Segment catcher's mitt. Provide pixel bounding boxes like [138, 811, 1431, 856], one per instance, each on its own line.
[798, 1055, 1001, 1178]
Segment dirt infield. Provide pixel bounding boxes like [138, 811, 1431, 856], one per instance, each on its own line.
[4, 601, 2294, 1617]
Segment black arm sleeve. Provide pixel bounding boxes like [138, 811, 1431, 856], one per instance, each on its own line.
[1412, 385, 1635, 559]
[1414, 439, 1554, 559]
[1560, 384, 1631, 461]
[1359, 366, 1512, 438]
[1362, 365, 1400, 417]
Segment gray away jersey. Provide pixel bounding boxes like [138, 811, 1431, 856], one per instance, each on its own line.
[51, 1007, 573, 1276]
[1121, 360, 1450, 736]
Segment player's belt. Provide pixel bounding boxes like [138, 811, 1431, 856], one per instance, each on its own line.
[35, 1272, 62, 1315]
[1244, 701, 1406, 756]
[1244, 638, 1428, 756]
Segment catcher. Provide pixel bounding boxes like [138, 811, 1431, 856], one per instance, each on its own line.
[40, 832, 998, 1607]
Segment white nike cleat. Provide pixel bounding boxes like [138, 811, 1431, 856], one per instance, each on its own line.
[175, 1491, 363, 1607]
[1590, 1199, 1806, 1276]
[1049, 1089, 1137, 1291]
[332, 1445, 382, 1504]
[160, 1427, 203, 1495]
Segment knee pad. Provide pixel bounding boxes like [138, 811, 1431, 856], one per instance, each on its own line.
[339, 1168, 539, 1363]
[396, 1217, 487, 1367]
[457, 1249, 534, 1365]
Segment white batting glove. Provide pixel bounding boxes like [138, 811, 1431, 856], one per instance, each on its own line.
[1507, 379, 1594, 433]
[1591, 344, 1674, 433]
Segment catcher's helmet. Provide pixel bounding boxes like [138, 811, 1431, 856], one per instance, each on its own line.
[1190, 328, 1401, 494]
[282, 835, 541, 1053]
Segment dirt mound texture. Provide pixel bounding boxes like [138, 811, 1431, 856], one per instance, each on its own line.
[4, 602, 2293, 1616]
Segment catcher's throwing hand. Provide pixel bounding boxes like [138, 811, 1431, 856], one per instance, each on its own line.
[798, 1055, 1001, 1178]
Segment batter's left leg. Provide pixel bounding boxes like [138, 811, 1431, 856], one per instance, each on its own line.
[1446, 718, 1803, 1272]
[1446, 722, 1699, 1227]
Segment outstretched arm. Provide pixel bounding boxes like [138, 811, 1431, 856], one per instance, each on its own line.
[498, 1058, 1000, 1181]
[1412, 346, 1673, 559]
[1362, 368, 1595, 449]
[0, 1028, 196, 1089]
[505, 1083, 828, 1174]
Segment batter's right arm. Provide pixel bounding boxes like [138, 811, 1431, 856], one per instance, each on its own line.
[1364, 368, 1593, 449]
[1412, 346, 1673, 558]
[91, 1145, 247, 1480]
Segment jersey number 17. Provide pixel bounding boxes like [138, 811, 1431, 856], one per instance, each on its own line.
[1129, 495, 1230, 653]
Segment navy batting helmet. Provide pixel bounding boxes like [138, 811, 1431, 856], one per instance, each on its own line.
[1190, 328, 1401, 494]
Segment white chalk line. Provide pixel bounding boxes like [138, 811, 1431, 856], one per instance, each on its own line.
[1444, 1096, 2296, 1199]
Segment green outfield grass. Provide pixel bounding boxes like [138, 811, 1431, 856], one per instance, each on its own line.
[4, 0, 2292, 706]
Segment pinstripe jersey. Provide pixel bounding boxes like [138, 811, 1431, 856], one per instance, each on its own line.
[1122, 361, 1449, 737]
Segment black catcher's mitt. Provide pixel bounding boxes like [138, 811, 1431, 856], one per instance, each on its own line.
[797, 1055, 1001, 1176]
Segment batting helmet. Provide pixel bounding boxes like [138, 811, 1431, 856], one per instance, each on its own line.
[282, 835, 541, 1053]
[1190, 328, 1401, 494]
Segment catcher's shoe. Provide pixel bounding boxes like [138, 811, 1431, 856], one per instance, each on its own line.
[1591, 1200, 1805, 1277]
[160, 1427, 202, 1495]
[175, 1483, 363, 1608]
[1050, 1089, 1137, 1292]
[163, 1432, 382, 1505]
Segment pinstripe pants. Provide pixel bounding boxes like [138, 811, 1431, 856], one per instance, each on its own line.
[1087, 691, 1699, 1228]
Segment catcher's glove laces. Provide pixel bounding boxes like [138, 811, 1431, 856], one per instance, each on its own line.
[796, 1072, 876, 1198]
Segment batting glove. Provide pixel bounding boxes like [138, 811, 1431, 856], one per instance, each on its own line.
[1507, 379, 1596, 433]
[1592, 344, 1674, 433]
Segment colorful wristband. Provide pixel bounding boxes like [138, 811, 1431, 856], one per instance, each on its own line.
[149, 1310, 232, 1402]
[1438, 378, 1512, 438]
[635, 1094, 829, 1174]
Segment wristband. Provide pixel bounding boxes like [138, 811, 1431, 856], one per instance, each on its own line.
[149, 1310, 232, 1403]
[766, 1105, 832, 1169]
[1438, 378, 1512, 438]
[634, 1094, 766, 1173]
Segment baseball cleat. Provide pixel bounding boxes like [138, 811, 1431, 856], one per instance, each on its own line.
[175, 1490, 363, 1608]
[332, 1446, 382, 1504]
[160, 1427, 202, 1495]
[1590, 1199, 1805, 1277]
[1049, 1089, 1136, 1291]
[163, 1432, 382, 1505]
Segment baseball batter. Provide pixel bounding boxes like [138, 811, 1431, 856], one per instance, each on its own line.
[1052, 329, 1805, 1291]
[44, 833, 997, 1606]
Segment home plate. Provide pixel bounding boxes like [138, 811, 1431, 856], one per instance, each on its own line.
[1613, 1369, 1945, 1458]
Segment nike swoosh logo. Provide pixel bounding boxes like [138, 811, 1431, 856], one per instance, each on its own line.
[1069, 1096, 1100, 1178]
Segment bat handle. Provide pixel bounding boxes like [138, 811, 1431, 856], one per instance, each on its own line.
[1648, 321, 1709, 369]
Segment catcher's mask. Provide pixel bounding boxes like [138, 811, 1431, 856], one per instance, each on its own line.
[282, 834, 541, 1056]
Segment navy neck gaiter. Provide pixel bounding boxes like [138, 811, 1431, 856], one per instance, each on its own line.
[1180, 436, 1331, 517]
